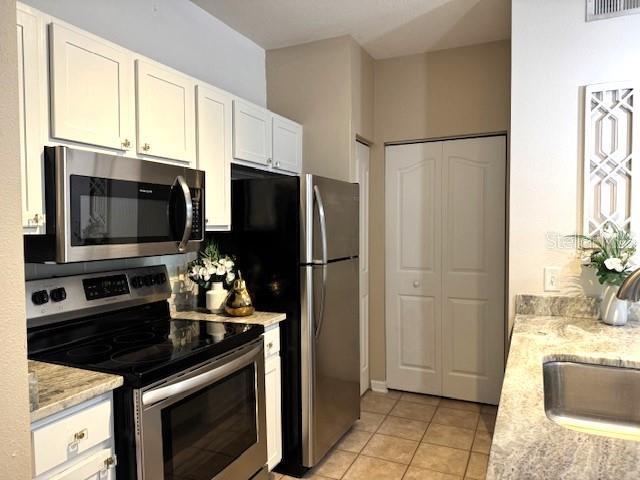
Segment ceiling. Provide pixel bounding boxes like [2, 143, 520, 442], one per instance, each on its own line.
[191, 0, 510, 59]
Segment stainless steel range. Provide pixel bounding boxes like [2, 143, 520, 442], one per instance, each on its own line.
[26, 265, 268, 480]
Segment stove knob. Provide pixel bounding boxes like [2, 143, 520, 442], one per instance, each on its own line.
[32, 290, 49, 306]
[142, 275, 153, 287]
[131, 276, 143, 289]
[50, 287, 67, 302]
[154, 273, 167, 285]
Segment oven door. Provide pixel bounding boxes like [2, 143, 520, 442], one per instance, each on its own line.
[136, 340, 267, 480]
[50, 146, 204, 262]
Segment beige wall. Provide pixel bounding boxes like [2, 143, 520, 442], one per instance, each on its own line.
[0, 0, 31, 477]
[369, 40, 511, 382]
[266, 36, 353, 181]
[509, 0, 640, 327]
[266, 36, 374, 182]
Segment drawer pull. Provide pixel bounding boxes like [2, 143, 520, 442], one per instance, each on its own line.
[69, 428, 88, 447]
[104, 455, 117, 469]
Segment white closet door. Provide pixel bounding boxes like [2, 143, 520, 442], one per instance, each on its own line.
[441, 136, 505, 404]
[385, 136, 505, 404]
[356, 141, 370, 395]
[385, 142, 443, 394]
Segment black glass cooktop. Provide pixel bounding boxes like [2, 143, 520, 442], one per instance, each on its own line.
[28, 301, 262, 388]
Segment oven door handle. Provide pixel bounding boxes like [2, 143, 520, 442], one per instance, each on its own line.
[174, 175, 193, 253]
[142, 343, 262, 407]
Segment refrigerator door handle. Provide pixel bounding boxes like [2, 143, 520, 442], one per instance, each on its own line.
[313, 185, 329, 337]
[315, 264, 328, 338]
[313, 185, 328, 264]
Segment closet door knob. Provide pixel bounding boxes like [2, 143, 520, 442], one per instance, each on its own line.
[413, 280, 420, 288]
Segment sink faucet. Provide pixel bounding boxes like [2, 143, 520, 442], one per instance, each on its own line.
[617, 268, 640, 301]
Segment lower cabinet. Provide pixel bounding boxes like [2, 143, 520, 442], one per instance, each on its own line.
[31, 393, 116, 480]
[264, 324, 283, 471]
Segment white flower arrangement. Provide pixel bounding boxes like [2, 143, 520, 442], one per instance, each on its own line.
[574, 223, 636, 286]
[187, 242, 236, 289]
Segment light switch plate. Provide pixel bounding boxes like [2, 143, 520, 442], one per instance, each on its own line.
[544, 267, 561, 292]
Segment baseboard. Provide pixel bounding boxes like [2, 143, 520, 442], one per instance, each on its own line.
[370, 380, 388, 394]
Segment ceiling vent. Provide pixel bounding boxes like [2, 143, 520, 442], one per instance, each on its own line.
[587, 0, 640, 21]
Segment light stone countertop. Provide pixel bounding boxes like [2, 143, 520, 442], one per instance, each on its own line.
[488, 315, 640, 479]
[29, 360, 123, 423]
[173, 309, 286, 328]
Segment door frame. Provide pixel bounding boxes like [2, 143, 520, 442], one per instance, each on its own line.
[356, 139, 371, 395]
[383, 131, 510, 395]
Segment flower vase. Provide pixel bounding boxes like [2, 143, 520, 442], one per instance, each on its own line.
[600, 285, 628, 326]
[206, 282, 228, 313]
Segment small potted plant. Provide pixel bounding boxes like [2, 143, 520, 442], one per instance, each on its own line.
[187, 241, 236, 313]
[574, 223, 636, 325]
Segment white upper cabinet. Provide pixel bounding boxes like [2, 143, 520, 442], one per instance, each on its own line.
[49, 23, 134, 152]
[136, 60, 196, 165]
[196, 84, 232, 230]
[233, 99, 272, 166]
[272, 113, 302, 173]
[17, 5, 45, 232]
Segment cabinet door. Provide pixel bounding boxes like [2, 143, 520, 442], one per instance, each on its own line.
[17, 7, 45, 232]
[196, 85, 232, 230]
[233, 99, 272, 165]
[136, 60, 196, 164]
[265, 355, 282, 471]
[49, 23, 134, 152]
[272, 114, 302, 173]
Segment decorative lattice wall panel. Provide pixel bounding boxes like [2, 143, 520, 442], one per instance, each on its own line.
[584, 82, 637, 235]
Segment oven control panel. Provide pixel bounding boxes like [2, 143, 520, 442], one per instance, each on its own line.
[26, 265, 172, 327]
[83, 274, 130, 300]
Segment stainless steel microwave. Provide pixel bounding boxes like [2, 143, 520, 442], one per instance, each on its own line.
[24, 146, 205, 263]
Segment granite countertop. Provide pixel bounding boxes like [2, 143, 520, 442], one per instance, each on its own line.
[488, 314, 640, 479]
[172, 309, 286, 328]
[29, 360, 123, 423]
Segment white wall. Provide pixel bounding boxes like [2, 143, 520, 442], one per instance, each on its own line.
[510, 0, 640, 325]
[0, 0, 31, 476]
[22, 0, 266, 106]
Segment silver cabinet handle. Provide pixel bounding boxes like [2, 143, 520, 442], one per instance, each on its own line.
[174, 175, 193, 252]
[142, 343, 262, 407]
[266, 157, 272, 164]
[142, 143, 151, 151]
[275, 161, 281, 168]
[121, 138, 131, 149]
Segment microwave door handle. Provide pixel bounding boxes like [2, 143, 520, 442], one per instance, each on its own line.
[142, 342, 262, 407]
[174, 175, 193, 252]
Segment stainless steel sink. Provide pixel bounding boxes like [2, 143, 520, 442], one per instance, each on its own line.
[543, 360, 640, 441]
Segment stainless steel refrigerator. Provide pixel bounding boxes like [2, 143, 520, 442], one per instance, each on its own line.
[213, 168, 360, 477]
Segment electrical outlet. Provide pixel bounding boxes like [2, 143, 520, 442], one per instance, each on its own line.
[544, 267, 561, 292]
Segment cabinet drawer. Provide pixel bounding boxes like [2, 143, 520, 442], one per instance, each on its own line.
[263, 326, 280, 358]
[47, 448, 115, 480]
[32, 399, 112, 476]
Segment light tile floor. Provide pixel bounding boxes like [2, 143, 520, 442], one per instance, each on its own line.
[271, 389, 497, 480]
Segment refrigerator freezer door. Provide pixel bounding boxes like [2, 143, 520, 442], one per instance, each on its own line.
[301, 258, 360, 467]
[302, 175, 359, 264]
